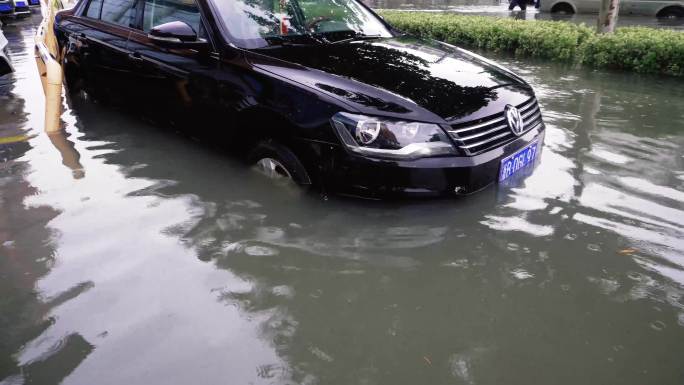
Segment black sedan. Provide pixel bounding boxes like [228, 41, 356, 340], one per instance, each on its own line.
[55, 0, 545, 198]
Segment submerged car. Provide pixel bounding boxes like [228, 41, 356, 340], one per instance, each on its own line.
[55, 0, 545, 198]
[542, 0, 684, 17]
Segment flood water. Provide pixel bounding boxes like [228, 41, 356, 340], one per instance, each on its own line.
[2, 15, 684, 385]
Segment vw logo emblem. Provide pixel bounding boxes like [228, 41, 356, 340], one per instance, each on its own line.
[505, 105, 525, 136]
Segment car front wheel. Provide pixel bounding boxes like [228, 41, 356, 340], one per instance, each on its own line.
[248, 140, 312, 186]
[657, 6, 684, 18]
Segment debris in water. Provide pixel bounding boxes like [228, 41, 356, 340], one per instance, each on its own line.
[618, 248, 637, 255]
[309, 346, 334, 362]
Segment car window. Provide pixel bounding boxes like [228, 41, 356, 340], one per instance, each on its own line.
[208, 0, 391, 48]
[142, 0, 200, 33]
[100, 0, 137, 27]
[85, 0, 102, 19]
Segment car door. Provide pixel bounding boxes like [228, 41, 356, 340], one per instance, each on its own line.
[60, 0, 138, 103]
[575, 0, 599, 13]
[124, 0, 222, 132]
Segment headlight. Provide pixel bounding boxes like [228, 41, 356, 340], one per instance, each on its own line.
[331, 112, 456, 160]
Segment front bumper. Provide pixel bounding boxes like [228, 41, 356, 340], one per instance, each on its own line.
[328, 123, 546, 198]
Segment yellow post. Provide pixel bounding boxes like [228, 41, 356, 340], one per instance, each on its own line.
[35, 0, 64, 133]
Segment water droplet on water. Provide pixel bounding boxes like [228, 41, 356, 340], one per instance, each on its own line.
[507, 243, 520, 251]
[309, 346, 334, 362]
[649, 321, 666, 331]
[244, 245, 278, 256]
[272, 285, 294, 299]
[443, 259, 469, 269]
[511, 269, 534, 280]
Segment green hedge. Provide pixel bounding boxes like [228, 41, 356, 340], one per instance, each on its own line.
[378, 11, 684, 76]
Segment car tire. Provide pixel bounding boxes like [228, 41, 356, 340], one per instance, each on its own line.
[657, 6, 684, 18]
[550, 2, 574, 14]
[248, 140, 312, 186]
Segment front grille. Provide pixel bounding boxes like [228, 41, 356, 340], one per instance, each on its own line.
[447, 98, 542, 155]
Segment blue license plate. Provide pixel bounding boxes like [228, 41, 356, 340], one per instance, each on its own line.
[499, 140, 539, 182]
[16, 1, 26, 6]
[0, 3, 11, 10]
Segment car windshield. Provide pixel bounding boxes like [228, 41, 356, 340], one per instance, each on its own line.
[209, 0, 393, 48]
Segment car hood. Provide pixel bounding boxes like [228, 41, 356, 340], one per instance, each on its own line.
[248, 35, 534, 123]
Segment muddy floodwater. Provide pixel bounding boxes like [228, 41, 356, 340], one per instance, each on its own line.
[2, 15, 684, 385]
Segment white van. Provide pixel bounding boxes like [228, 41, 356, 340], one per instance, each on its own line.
[540, 0, 684, 17]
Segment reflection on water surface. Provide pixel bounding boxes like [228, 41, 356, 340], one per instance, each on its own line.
[1, 15, 684, 385]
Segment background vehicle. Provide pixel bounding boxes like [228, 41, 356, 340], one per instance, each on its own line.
[11, 0, 30, 17]
[0, 0, 14, 17]
[541, 0, 684, 17]
[0, 20, 12, 76]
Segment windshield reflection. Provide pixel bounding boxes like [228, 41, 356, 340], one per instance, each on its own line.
[210, 0, 392, 48]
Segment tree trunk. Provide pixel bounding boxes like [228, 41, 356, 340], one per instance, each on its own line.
[597, 0, 620, 33]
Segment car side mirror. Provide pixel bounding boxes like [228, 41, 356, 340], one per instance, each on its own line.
[148, 21, 209, 51]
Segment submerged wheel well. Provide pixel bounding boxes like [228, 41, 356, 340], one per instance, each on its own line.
[233, 108, 322, 180]
[656, 5, 684, 18]
[236, 108, 298, 149]
[550, 2, 576, 14]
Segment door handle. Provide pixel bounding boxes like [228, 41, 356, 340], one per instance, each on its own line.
[128, 53, 143, 63]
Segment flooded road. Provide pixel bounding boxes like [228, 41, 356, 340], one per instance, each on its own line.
[2, 15, 684, 385]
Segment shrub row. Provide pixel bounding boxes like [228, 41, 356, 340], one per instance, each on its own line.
[378, 11, 684, 76]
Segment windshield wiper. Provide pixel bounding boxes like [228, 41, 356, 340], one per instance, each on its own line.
[262, 30, 381, 47]
[263, 33, 326, 47]
[327, 32, 383, 45]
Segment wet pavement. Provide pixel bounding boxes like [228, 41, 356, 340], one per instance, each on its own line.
[2, 14, 684, 385]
